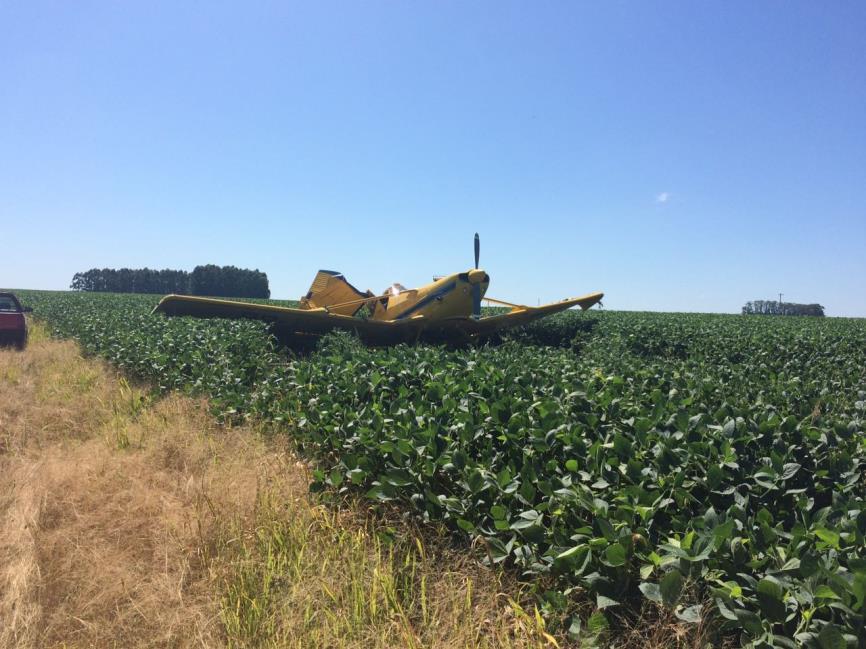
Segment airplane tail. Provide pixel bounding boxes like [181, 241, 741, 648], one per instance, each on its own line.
[300, 270, 372, 316]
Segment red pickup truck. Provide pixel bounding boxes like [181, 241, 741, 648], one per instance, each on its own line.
[0, 292, 31, 349]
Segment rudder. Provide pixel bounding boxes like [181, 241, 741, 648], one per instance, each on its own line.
[300, 270, 372, 316]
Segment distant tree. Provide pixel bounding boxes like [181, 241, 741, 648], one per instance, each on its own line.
[189, 265, 270, 298]
[71, 268, 190, 293]
[742, 300, 824, 317]
[72, 266, 269, 298]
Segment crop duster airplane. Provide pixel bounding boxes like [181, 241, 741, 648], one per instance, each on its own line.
[153, 234, 603, 345]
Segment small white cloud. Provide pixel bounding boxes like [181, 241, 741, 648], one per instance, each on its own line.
[655, 192, 670, 204]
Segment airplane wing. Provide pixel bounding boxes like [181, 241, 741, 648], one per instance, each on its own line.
[421, 292, 605, 341]
[152, 294, 425, 344]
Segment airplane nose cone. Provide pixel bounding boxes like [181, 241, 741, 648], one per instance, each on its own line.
[468, 269, 488, 285]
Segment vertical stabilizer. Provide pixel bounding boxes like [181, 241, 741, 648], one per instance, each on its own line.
[300, 270, 371, 316]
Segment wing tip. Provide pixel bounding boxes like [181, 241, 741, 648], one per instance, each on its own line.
[153, 293, 198, 316]
[582, 291, 604, 309]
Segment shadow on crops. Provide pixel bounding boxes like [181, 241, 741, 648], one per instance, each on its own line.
[270, 317, 601, 356]
[481, 316, 600, 353]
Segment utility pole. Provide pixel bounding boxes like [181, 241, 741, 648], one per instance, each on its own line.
[779, 292, 783, 305]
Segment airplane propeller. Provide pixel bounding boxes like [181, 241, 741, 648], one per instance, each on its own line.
[472, 232, 481, 318]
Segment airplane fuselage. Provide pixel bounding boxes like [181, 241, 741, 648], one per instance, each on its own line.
[372, 269, 490, 321]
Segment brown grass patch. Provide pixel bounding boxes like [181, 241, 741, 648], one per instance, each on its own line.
[0, 326, 242, 647]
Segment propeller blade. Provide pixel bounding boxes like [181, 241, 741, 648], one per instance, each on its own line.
[474, 233, 480, 269]
[472, 283, 481, 318]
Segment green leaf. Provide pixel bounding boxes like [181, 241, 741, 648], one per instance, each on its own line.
[660, 570, 684, 608]
[852, 570, 866, 611]
[511, 510, 540, 529]
[566, 617, 582, 640]
[715, 598, 738, 621]
[817, 623, 846, 649]
[565, 459, 579, 472]
[365, 485, 393, 501]
[467, 469, 485, 494]
[734, 608, 764, 636]
[707, 464, 724, 489]
[640, 563, 654, 579]
[596, 517, 615, 541]
[756, 577, 786, 622]
[556, 544, 587, 563]
[348, 468, 367, 485]
[490, 505, 508, 520]
[596, 594, 619, 609]
[383, 469, 413, 487]
[814, 526, 841, 549]
[800, 552, 821, 578]
[813, 584, 840, 600]
[712, 519, 736, 549]
[485, 537, 510, 563]
[456, 518, 475, 532]
[639, 582, 662, 604]
[518, 479, 536, 502]
[605, 543, 627, 567]
[587, 611, 608, 634]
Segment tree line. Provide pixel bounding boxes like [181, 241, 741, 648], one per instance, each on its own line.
[742, 300, 824, 317]
[70, 265, 270, 298]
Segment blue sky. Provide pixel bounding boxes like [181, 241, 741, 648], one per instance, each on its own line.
[2, 2, 864, 315]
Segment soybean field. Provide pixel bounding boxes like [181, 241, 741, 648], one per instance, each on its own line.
[16, 290, 866, 648]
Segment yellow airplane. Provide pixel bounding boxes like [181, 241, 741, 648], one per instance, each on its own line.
[153, 234, 603, 345]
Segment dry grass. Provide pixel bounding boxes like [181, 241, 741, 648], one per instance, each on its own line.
[0, 324, 555, 649]
[0, 325, 232, 647]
